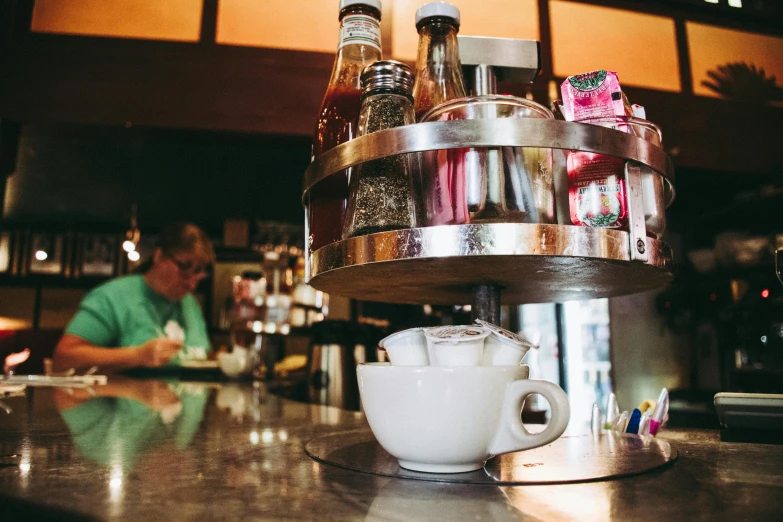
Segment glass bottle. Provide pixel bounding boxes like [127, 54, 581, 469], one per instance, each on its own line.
[343, 61, 418, 238]
[411, 1, 466, 121]
[307, 0, 383, 252]
[411, 2, 468, 227]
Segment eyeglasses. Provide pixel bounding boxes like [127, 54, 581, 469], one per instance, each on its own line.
[166, 254, 211, 279]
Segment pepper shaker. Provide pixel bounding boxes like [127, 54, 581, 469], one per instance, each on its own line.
[342, 60, 418, 239]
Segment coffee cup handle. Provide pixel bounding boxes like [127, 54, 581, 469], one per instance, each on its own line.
[488, 379, 570, 456]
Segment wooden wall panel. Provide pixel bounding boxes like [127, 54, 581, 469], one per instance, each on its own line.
[0, 36, 333, 136]
[0, 19, 781, 174]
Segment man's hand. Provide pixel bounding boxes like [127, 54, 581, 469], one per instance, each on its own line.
[137, 338, 182, 368]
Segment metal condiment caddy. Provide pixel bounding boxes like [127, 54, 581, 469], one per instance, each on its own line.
[302, 36, 675, 324]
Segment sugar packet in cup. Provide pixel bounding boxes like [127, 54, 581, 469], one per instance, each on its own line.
[560, 70, 632, 122]
[560, 70, 635, 231]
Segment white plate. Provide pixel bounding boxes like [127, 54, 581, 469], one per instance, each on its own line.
[180, 360, 220, 370]
[714, 392, 783, 430]
[1, 383, 27, 395]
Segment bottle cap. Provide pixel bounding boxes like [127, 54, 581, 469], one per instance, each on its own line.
[360, 60, 415, 97]
[415, 2, 460, 28]
[340, 0, 382, 13]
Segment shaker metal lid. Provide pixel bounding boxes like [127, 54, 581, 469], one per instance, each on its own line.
[340, 0, 382, 12]
[416, 2, 460, 27]
[360, 60, 415, 95]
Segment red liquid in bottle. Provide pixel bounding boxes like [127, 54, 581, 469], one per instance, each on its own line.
[309, 86, 363, 252]
[307, 2, 381, 252]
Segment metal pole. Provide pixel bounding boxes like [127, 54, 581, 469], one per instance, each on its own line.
[471, 284, 501, 325]
[469, 64, 497, 96]
[554, 303, 567, 394]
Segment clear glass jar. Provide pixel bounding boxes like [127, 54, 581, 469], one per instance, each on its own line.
[343, 60, 418, 238]
[563, 116, 666, 239]
[419, 95, 556, 226]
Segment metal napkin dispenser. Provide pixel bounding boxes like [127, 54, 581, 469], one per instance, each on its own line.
[458, 36, 541, 93]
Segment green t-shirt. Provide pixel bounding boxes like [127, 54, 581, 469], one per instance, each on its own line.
[66, 274, 211, 365]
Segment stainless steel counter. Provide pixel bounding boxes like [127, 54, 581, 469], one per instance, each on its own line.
[1, 377, 781, 521]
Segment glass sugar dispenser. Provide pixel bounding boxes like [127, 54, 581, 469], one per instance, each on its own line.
[342, 60, 419, 238]
[417, 35, 556, 226]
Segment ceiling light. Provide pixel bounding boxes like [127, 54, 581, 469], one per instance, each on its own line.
[124, 203, 141, 253]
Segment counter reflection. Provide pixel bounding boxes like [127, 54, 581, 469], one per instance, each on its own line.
[365, 479, 527, 522]
[54, 378, 209, 471]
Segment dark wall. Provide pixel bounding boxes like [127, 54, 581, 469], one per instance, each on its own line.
[2, 123, 311, 236]
[1, 0, 781, 239]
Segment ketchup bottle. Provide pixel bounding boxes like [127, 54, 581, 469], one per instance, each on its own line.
[308, 0, 383, 253]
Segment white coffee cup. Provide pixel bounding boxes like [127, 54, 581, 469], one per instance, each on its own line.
[218, 346, 251, 378]
[357, 363, 570, 473]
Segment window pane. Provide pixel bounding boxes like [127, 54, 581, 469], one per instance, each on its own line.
[687, 22, 783, 101]
[392, 0, 539, 61]
[550, 1, 681, 92]
[216, 0, 338, 52]
[31, 0, 203, 42]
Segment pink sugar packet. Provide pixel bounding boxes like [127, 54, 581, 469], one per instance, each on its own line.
[560, 70, 632, 231]
[560, 70, 628, 122]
